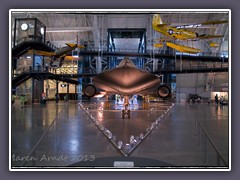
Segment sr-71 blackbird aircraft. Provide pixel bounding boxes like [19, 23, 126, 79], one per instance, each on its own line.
[152, 14, 228, 53]
[83, 57, 171, 118]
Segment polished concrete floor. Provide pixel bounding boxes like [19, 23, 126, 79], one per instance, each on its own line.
[11, 100, 229, 168]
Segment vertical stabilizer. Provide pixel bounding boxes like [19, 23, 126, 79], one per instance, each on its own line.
[152, 14, 164, 26]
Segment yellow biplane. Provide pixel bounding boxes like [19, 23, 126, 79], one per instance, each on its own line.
[28, 43, 84, 60]
[152, 14, 228, 53]
[28, 34, 85, 65]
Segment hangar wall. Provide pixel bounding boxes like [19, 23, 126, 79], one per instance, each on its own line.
[107, 15, 147, 28]
[176, 72, 228, 102]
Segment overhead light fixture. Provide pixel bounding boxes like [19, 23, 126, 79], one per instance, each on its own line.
[40, 27, 44, 35]
[21, 23, 28, 31]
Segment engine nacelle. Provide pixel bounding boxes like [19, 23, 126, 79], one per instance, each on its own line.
[83, 84, 97, 98]
[157, 85, 171, 98]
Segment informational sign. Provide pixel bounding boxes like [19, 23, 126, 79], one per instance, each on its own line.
[113, 161, 134, 167]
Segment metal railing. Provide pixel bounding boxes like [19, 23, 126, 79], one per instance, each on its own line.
[79, 100, 175, 157]
[15, 37, 58, 50]
[20, 107, 64, 167]
[82, 47, 227, 58]
[50, 62, 228, 75]
[194, 116, 228, 167]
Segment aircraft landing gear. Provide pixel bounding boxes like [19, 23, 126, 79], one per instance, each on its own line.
[104, 95, 110, 109]
[143, 96, 149, 110]
[122, 108, 130, 118]
[122, 96, 131, 118]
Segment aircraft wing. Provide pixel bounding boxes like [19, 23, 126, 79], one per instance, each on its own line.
[166, 42, 201, 54]
[197, 34, 224, 39]
[153, 43, 164, 48]
[65, 43, 85, 49]
[209, 42, 220, 48]
[155, 23, 170, 29]
[64, 56, 81, 61]
[174, 20, 228, 29]
[201, 20, 228, 25]
[77, 45, 85, 48]
[27, 49, 56, 56]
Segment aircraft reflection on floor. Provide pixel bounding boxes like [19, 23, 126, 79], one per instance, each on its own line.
[79, 100, 174, 156]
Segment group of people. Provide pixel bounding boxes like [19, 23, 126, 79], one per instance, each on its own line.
[12, 94, 26, 108]
[36, 62, 50, 72]
[215, 94, 225, 105]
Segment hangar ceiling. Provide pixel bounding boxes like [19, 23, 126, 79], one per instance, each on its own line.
[11, 11, 229, 55]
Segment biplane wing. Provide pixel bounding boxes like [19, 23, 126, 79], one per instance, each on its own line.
[27, 43, 84, 58]
[174, 20, 228, 29]
[197, 34, 224, 39]
[209, 42, 220, 48]
[27, 49, 56, 56]
[166, 42, 202, 54]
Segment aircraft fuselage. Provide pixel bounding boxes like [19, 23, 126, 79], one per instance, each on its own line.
[83, 58, 171, 99]
[92, 59, 160, 96]
[153, 25, 197, 40]
[54, 45, 77, 58]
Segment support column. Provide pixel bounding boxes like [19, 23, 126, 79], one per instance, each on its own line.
[46, 80, 49, 99]
[67, 83, 69, 101]
[31, 78, 35, 103]
[153, 58, 158, 72]
[180, 54, 183, 71]
[32, 78, 44, 104]
[78, 57, 83, 100]
[75, 85, 77, 100]
[56, 81, 59, 103]
[93, 15, 100, 49]
[31, 54, 35, 103]
[96, 56, 102, 74]
[143, 96, 149, 110]
[104, 95, 110, 109]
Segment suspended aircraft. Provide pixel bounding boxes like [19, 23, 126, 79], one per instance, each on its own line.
[83, 57, 171, 118]
[209, 42, 220, 48]
[27, 35, 84, 66]
[152, 14, 228, 54]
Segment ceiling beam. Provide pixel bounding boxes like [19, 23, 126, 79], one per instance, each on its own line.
[46, 26, 94, 33]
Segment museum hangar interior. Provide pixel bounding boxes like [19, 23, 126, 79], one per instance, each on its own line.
[10, 10, 229, 170]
